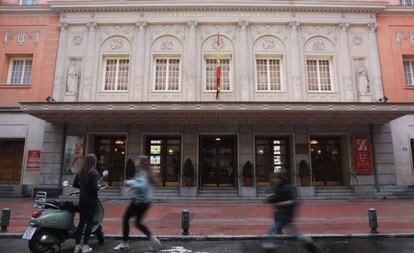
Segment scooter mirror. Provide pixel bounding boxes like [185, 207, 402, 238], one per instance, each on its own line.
[62, 180, 70, 187]
[103, 170, 109, 177]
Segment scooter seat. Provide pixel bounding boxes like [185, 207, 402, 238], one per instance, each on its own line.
[45, 200, 79, 212]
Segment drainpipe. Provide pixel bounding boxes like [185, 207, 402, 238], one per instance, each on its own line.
[369, 124, 380, 192]
[59, 123, 68, 193]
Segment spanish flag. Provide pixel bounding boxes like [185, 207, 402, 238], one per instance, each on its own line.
[216, 33, 221, 100]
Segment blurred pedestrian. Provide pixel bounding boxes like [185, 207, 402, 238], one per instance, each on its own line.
[263, 170, 318, 252]
[114, 155, 161, 251]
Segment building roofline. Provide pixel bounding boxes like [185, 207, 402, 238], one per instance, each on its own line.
[0, 5, 56, 15]
[379, 6, 414, 16]
[47, 0, 387, 14]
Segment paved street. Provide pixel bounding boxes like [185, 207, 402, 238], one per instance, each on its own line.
[1, 198, 414, 235]
[1, 237, 414, 253]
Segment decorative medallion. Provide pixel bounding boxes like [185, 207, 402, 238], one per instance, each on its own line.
[160, 40, 174, 50]
[262, 39, 275, 50]
[353, 36, 363, 46]
[312, 40, 326, 51]
[71, 32, 84, 46]
[109, 39, 123, 50]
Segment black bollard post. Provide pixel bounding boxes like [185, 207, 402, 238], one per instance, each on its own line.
[182, 209, 190, 235]
[1, 208, 11, 232]
[368, 208, 378, 234]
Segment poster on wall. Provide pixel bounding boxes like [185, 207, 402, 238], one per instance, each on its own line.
[26, 150, 41, 171]
[353, 136, 373, 174]
[63, 135, 85, 174]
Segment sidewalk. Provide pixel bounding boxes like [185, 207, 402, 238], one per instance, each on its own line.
[1, 199, 413, 236]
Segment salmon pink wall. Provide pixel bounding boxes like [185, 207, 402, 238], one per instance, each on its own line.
[0, 15, 59, 107]
[377, 16, 414, 102]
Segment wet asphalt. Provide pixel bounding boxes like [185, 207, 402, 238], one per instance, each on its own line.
[1, 237, 413, 253]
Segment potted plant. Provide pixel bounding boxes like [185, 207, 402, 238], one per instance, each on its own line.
[298, 160, 311, 186]
[183, 158, 195, 187]
[242, 161, 254, 187]
[125, 158, 135, 180]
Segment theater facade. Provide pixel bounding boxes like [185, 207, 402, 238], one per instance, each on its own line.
[21, 0, 414, 198]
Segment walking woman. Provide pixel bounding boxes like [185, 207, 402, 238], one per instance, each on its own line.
[73, 154, 100, 253]
[114, 155, 161, 251]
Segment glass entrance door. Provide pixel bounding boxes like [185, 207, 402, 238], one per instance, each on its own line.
[145, 136, 181, 187]
[200, 136, 237, 187]
[0, 139, 24, 184]
[94, 136, 126, 186]
[310, 137, 343, 186]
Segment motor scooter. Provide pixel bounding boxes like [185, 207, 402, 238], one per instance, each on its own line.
[22, 170, 109, 253]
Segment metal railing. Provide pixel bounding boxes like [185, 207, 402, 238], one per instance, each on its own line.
[401, 0, 414, 6]
[0, 0, 38, 6]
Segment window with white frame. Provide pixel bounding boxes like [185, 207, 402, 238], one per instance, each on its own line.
[306, 58, 333, 92]
[103, 57, 129, 91]
[205, 57, 231, 91]
[153, 57, 180, 91]
[20, 0, 36, 5]
[400, 0, 414, 6]
[403, 59, 414, 86]
[7, 57, 32, 85]
[256, 57, 282, 91]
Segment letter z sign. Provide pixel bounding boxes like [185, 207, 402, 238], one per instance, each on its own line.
[353, 137, 373, 174]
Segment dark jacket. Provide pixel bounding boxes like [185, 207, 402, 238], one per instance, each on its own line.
[73, 168, 100, 203]
[266, 179, 298, 222]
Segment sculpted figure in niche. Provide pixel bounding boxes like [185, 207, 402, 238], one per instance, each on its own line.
[66, 62, 80, 94]
[357, 62, 370, 95]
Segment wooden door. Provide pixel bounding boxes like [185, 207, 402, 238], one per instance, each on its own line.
[0, 140, 25, 184]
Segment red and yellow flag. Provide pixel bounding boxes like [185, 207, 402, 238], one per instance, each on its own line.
[215, 33, 221, 100]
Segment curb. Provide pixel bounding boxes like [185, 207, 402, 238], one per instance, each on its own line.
[2, 232, 414, 240]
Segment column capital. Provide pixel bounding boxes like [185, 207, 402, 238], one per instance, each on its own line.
[338, 22, 350, 32]
[186, 20, 198, 30]
[135, 21, 147, 31]
[288, 21, 300, 31]
[238, 21, 249, 30]
[368, 22, 377, 33]
[58, 22, 68, 32]
[86, 22, 97, 32]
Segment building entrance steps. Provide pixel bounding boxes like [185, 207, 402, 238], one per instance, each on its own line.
[1, 199, 414, 236]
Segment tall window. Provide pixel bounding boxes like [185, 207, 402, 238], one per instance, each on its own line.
[8, 58, 32, 85]
[154, 57, 180, 91]
[400, 0, 414, 6]
[306, 58, 332, 92]
[403, 59, 414, 86]
[205, 57, 231, 91]
[103, 58, 129, 91]
[256, 58, 282, 91]
[20, 0, 36, 5]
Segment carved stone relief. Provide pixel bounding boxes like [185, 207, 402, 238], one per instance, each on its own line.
[2, 31, 40, 46]
[253, 36, 284, 52]
[305, 37, 333, 53]
[98, 25, 134, 42]
[149, 25, 185, 41]
[102, 37, 131, 52]
[200, 25, 236, 42]
[312, 40, 326, 51]
[251, 25, 287, 41]
[109, 39, 123, 50]
[354, 59, 370, 96]
[71, 32, 85, 47]
[152, 36, 183, 52]
[202, 35, 233, 53]
[302, 26, 336, 42]
[396, 31, 414, 47]
[66, 58, 82, 95]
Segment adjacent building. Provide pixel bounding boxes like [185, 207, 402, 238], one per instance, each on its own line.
[377, 0, 414, 187]
[0, 0, 59, 196]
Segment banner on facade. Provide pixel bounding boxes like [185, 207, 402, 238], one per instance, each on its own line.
[353, 137, 373, 174]
[26, 150, 41, 171]
[63, 135, 85, 174]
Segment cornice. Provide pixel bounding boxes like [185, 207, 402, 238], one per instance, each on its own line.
[48, 0, 387, 14]
[0, 5, 56, 15]
[380, 6, 414, 16]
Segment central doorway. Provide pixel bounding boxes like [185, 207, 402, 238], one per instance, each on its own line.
[199, 135, 237, 187]
[0, 139, 24, 184]
[310, 136, 344, 186]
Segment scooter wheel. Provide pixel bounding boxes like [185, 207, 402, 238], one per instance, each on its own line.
[28, 229, 56, 253]
[96, 226, 104, 245]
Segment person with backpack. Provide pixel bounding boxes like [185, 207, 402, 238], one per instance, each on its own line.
[113, 155, 162, 251]
[263, 170, 318, 252]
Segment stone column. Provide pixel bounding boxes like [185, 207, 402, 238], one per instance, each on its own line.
[238, 21, 250, 101]
[80, 22, 97, 101]
[367, 22, 385, 101]
[288, 21, 303, 101]
[186, 21, 198, 101]
[52, 22, 68, 101]
[132, 22, 147, 101]
[338, 22, 355, 102]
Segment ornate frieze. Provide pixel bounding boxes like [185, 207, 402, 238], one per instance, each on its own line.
[2, 31, 41, 46]
[149, 25, 185, 41]
[152, 36, 182, 52]
[200, 25, 236, 42]
[301, 25, 336, 42]
[396, 31, 414, 47]
[98, 25, 134, 42]
[251, 25, 287, 41]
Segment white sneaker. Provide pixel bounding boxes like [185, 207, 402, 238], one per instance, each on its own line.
[73, 245, 82, 253]
[113, 243, 130, 251]
[150, 236, 162, 248]
[81, 245, 92, 253]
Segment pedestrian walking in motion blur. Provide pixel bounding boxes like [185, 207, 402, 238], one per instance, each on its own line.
[263, 170, 318, 253]
[113, 155, 162, 251]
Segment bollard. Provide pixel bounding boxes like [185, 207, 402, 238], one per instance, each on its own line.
[181, 209, 190, 235]
[368, 208, 378, 234]
[1, 208, 11, 232]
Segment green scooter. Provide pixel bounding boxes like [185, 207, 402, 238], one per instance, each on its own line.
[22, 171, 108, 253]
